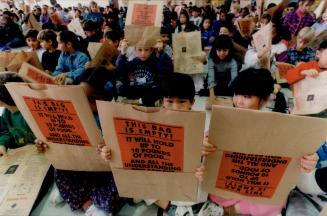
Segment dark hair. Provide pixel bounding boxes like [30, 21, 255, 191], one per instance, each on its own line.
[0, 73, 24, 106]
[57, 30, 89, 55]
[160, 26, 170, 35]
[267, 3, 276, 9]
[200, 16, 212, 32]
[209, 35, 234, 62]
[104, 30, 122, 43]
[319, 39, 327, 50]
[41, 22, 55, 30]
[83, 20, 97, 32]
[80, 67, 116, 101]
[261, 13, 271, 22]
[220, 22, 234, 34]
[160, 73, 195, 102]
[37, 29, 58, 48]
[24, 29, 39, 39]
[231, 68, 274, 100]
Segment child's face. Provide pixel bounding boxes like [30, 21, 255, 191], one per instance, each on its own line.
[161, 34, 170, 45]
[26, 37, 40, 50]
[90, 4, 97, 13]
[322, 10, 327, 22]
[260, 18, 269, 27]
[163, 96, 193, 111]
[298, 1, 313, 14]
[296, 37, 308, 51]
[179, 14, 187, 24]
[233, 94, 262, 110]
[203, 19, 211, 30]
[135, 47, 152, 61]
[57, 37, 69, 52]
[219, 27, 230, 36]
[220, 12, 226, 21]
[216, 48, 229, 60]
[192, 10, 199, 17]
[40, 39, 52, 50]
[317, 49, 327, 69]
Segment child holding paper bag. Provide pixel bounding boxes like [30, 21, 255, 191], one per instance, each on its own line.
[0, 73, 35, 156]
[35, 67, 123, 215]
[53, 30, 90, 84]
[286, 39, 327, 84]
[202, 68, 318, 216]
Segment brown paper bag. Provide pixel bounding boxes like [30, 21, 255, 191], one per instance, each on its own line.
[237, 18, 256, 38]
[97, 102, 205, 201]
[124, 0, 163, 47]
[68, 18, 86, 39]
[203, 106, 327, 205]
[292, 71, 327, 115]
[5, 83, 110, 171]
[88, 41, 118, 67]
[275, 62, 295, 84]
[7, 51, 43, 72]
[172, 31, 203, 74]
[240, 0, 252, 8]
[253, 22, 272, 69]
[28, 13, 41, 32]
[256, 0, 264, 19]
[206, 96, 233, 110]
[18, 62, 55, 84]
[0, 52, 17, 71]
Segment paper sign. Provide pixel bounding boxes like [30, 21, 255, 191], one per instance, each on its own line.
[19, 62, 54, 84]
[203, 106, 327, 204]
[216, 151, 291, 198]
[97, 102, 206, 201]
[23, 97, 91, 146]
[88, 41, 118, 67]
[114, 118, 184, 172]
[240, 0, 251, 8]
[275, 62, 294, 84]
[6, 83, 109, 171]
[173, 31, 203, 74]
[28, 13, 41, 32]
[292, 71, 327, 115]
[0, 145, 50, 216]
[124, 0, 163, 47]
[68, 18, 86, 38]
[256, 0, 264, 18]
[253, 22, 272, 69]
[131, 4, 157, 26]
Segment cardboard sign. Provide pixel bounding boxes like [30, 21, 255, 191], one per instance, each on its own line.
[172, 31, 203, 74]
[206, 97, 233, 110]
[253, 22, 272, 69]
[97, 102, 205, 201]
[236, 18, 256, 38]
[0, 145, 50, 216]
[203, 106, 327, 204]
[19, 62, 54, 84]
[292, 71, 327, 115]
[5, 83, 110, 171]
[0, 52, 17, 71]
[124, 0, 163, 47]
[275, 62, 294, 84]
[88, 41, 118, 67]
[28, 13, 41, 32]
[256, 0, 264, 18]
[68, 18, 86, 39]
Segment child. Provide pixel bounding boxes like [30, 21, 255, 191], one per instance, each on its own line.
[200, 17, 217, 49]
[203, 68, 318, 216]
[282, 0, 315, 37]
[190, 6, 202, 28]
[84, 1, 103, 24]
[286, 27, 316, 65]
[83, 20, 102, 43]
[207, 35, 238, 99]
[160, 27, 173, 58]
[311, 7, 327, 36]
[115, 39, 173, 106]
[37, 29, 61, 73]
[0, 72, 35, 156]
[53, 30, 90, 84]
[286, 39, 327, 84]
[35, 67, 123, 216]
[175, 11, 198, 33]
[25, 29, 45, 62]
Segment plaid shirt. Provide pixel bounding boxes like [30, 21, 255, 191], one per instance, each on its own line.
[282, 11, 315, 36]
[287, 47, 316, 65]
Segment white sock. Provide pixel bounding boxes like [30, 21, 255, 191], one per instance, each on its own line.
[85, 204, 108, 216]
[49, 185, 64, 206]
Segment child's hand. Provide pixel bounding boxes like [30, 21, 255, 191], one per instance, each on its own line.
[202, 138, 217, 156]
[301, 69, 319, 78]
[0, 146, 7, 156]
[85, 61, 93, 69]
[155, 39, 164, 52]
[195, 165, 206, 182]
[35, 139, 49, 153]
[100, 146, 112, 161]
[54, 73, 68, 84]
[300, 153, 319, 173]
[118, 39, 128, 55]
[96, 140, 105, 155]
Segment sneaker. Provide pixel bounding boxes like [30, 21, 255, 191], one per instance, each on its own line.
[85, 204, 109, 216]
[49, 185, 64, 206]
